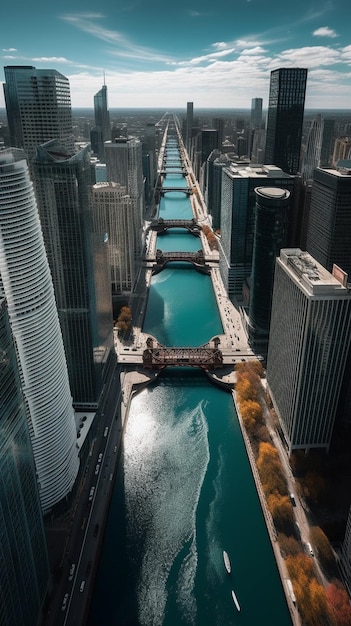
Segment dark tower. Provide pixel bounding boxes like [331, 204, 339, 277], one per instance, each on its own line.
[248, 186, 291, 346]
[264, 68, 307, 175]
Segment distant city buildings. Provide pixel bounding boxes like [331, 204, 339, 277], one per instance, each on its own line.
[32, 140, 113, 409]
[0, 151, 79, 513]
[264, 68, 308, 175]
[3, 65, 74, 159]
[0, 297, 49, 626]
[267, 249, 351, 452]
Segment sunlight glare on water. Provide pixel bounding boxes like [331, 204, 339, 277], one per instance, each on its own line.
[124, 387, 210, 626]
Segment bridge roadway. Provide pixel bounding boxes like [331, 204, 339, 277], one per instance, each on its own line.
[149, 218, 201, 235]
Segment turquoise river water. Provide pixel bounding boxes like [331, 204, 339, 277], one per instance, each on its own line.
[88, 140, 292, 625]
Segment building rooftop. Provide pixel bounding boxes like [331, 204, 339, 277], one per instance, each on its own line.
[280, 249, 350, 296]
[225, 163, 293, 179]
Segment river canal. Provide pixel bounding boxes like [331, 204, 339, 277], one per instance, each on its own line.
[88, 137, 292, 625]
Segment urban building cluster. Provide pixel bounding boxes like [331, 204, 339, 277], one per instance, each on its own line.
[1, 64, 351, 624]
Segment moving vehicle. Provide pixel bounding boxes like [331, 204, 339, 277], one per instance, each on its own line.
[61, 593, 69, 611]
[68, 563, 76, 581]
[231, 589, 241, 611]
[223, 550, 231, 574]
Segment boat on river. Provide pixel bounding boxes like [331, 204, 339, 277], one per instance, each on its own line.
[231, 589, 241, 611]
[223, 550, 231, 574]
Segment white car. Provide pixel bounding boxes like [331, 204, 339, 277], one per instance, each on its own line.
[61, 593, 69, 611]
[68, 563, 76, 581]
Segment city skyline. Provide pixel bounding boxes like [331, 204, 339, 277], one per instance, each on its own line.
[1, 0, 351, 109]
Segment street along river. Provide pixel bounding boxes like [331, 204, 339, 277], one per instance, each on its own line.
[88, 139, 292, 625]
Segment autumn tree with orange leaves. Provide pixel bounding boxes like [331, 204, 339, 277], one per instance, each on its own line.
[326, 581, 351, 626]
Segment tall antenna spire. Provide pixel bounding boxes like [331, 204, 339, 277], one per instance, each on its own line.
[103, 69, 105, 86]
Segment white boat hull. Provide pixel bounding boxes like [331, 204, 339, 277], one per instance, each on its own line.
[231, 589, 240, 611]
[223, 550, 231, 574]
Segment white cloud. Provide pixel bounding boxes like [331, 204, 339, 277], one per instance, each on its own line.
[271, 46, 340, 68]
[31, 57, 73, 63]
[313, 26, 338, 38]
[171, 48, 235, 67]
[2, 47, 17, 52]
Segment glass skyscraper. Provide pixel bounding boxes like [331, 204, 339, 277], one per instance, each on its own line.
[306, 165, 351, 279]
[93, 84, 110, 160]
[219, 163, 294, 296]
[32, 141, 113, 409]
[0, 151, 79, 513]
[248, 186, 291, 346]
[0, 298, 49, 626]
[3, 65, 74, 159]
[264, 68, 308, 175]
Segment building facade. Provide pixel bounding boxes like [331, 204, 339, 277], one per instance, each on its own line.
[90, 182, 135, 295]
[92, 84, 110, 160]
[219, 163, 294, 297]
[0, 151, 79, 512]
[306, 164, 351, 279]
[3, 65, 74, 159]
[0, 298, 49, 626]
[264, 68, 308, 175]
[105, 137, 144, 257]
[248, 187, 291, 346]
[32, 141, 113, 409]
[267, 249, 351, 452]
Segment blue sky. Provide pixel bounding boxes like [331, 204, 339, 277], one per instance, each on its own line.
[1, 1, 351, 109]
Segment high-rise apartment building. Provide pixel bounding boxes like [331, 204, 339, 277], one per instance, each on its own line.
[248, 187, 290, 346]
[3, 65, 74, 159]
[105, 137, 144, 257]
[264, 68, 308, 175]
[306, 164, 351, 278]
[32, 141, 113, 409]
[0, 297, 49, 626]
[219, 163, 294, 296]
[0, 151, 79, 512]
[267, 249, 351, 452]
[90, 182, 135, 296]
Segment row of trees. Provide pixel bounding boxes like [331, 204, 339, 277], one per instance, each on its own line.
[235, 361, 351, 625]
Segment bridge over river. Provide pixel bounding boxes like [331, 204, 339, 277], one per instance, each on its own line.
[151, 249, 213, 274]
[142, 339, 223, 370]
[149, 218, 201, 235]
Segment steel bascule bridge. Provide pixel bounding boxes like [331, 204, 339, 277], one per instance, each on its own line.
[142, 337, 223, 371]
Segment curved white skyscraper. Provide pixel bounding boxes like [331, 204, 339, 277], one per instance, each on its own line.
[0, 152, 79, 514]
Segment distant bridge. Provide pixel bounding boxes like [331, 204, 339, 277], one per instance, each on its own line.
[160, 187, 193, 196]
[149, 218, 201, 235]
[151, 250, 211, 274]
[143, 339, 223, 370]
